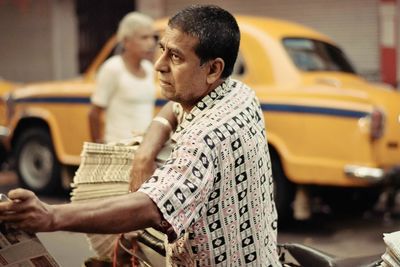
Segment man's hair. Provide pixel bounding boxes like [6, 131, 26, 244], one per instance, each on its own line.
[168, 5, 240, 78]
[117, 12, 154, 42]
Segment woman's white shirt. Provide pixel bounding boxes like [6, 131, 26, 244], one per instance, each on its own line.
[91, 55, 156, 143]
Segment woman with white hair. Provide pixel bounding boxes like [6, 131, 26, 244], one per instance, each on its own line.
[89, 12, 157, 144]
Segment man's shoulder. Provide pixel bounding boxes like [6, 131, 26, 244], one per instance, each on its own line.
[174, 79, 262, 150]
[229, 78, 253, 93]
[225, 79, 256, 104]
[208, 80, 258, 120]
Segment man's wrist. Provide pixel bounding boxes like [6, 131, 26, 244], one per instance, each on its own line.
[153, 116, 173, 132]
[48, 204, 60, 232]
[134, 149, 157, 164]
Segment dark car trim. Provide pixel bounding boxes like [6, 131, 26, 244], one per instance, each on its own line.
[261, 103, 369, 118]
[15, 97, 90, 104]
[14, 97, 369, 118]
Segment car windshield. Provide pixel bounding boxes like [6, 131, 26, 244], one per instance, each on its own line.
[283, 38, 356, 73]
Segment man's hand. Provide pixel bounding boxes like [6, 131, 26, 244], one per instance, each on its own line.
[0, 188, 54, 233]
[129, 153, 157, 192]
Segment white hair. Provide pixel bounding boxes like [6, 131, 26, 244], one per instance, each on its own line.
[116, 12, 154, 42]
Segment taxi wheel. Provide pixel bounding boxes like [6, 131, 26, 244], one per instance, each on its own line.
[14, 128, 62, 195]
[0, 143, 7, 167]
[270, 149, 295, 224]
[323, 187, 381, 214]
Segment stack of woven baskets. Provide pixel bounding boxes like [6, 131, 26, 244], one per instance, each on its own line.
[381, 231, 400, 267]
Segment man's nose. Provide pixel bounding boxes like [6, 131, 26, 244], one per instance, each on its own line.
[155, 53, 168, 73]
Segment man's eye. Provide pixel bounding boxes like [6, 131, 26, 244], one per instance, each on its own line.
[171, 54, 180, 62]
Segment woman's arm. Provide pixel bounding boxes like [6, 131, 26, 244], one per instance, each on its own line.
[88, 105, 105, 143]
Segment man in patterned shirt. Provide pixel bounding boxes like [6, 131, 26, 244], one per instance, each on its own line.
[0, 4, 280, 266]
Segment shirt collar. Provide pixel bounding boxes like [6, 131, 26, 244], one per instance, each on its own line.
[172, 78, 233, 142]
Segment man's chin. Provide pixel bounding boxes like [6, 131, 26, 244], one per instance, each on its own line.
[161, 89, 176, 101]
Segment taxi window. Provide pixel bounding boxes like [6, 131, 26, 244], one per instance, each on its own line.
[283, 38, 356, 73]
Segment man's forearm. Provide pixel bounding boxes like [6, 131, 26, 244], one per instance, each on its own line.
[52, 192, 161, 233]
[137, 101, 177, 161]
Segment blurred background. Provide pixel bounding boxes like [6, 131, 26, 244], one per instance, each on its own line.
[1, 0, 400, 266]
[0, 0, 399, 87]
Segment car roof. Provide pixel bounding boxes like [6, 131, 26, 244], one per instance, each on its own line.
[155, 15, 333, 44]
[236, 15, 332, 43]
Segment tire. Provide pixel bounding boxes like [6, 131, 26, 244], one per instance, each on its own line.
[14, 128, 62, 195]
[323, 187, 381, 215]
[270, 149, 295, 224]
[0, 143, 7, 168]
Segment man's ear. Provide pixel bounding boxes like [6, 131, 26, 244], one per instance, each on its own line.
[206, 58, 225, 84]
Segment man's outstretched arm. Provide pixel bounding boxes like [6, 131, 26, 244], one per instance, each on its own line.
[0, 188, 162, 234]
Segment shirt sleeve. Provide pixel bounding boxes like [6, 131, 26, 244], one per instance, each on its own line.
[91, 58, 119, 108]
[138, 137, 214, 239]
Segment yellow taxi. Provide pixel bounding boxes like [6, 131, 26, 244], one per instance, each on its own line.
[0, 79, 20, 165]
[2, 16, 400, 220]
[0, 79, 19, 131]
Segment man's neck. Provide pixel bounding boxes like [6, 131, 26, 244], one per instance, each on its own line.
[181, 79, 225, 113]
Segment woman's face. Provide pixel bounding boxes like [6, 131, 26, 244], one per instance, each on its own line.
[123, 25, 157, 61]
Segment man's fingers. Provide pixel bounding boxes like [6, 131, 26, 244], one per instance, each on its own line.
[0, 212, 29, 223]
[7, 199, 33, 213]
[8, 188, 36, 201]
[0, 189, 38, 215]
[0, 200, 14, 213]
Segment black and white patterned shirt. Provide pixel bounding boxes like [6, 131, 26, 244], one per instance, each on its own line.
[139, 79, 280, 266]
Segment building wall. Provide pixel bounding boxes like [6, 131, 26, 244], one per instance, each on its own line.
[0, 0, 397, 85]
[137, 0, 165, 18]
[51, 0, 78, 80]
[398, 0, 400, 87]
[0, 0, 78, 82]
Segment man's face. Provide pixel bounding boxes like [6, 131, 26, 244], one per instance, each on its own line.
[155, 27, 211, 110]
[124, 26, 157, 61]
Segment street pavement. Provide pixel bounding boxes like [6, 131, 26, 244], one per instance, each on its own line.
[0, 171, 94, 266]
[0, 170, 399, 266]
[38, 232, 94, 267]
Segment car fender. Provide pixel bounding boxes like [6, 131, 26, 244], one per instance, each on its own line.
[9, 106, 79, 165]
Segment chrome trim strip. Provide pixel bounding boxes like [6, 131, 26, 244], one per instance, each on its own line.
[0, 125, 9, 138]
[344, 165, 385, 183]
